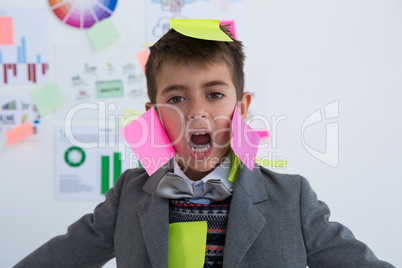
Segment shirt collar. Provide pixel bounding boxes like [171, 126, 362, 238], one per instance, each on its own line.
[173, 154, 233, 191]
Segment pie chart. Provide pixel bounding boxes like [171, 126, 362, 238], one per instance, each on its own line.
[48, 0, 118, 29]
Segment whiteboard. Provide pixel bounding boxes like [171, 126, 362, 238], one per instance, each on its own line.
[0, 0, 400, 267]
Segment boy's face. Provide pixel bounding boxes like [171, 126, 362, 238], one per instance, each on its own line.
[146, 61, 251, 180]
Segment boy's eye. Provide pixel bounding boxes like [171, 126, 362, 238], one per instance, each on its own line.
[168, 96, 185, 103]
[208, 92, 223, 99]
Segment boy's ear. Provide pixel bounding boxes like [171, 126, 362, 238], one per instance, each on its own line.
[238, 92, 252, 120]
[145, 102, 152, 111]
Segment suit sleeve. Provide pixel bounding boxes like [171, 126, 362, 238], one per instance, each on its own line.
[13, 170, 130, 268]
[299, 176, 395, 268]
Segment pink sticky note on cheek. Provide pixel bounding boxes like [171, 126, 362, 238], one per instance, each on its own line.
[119, 107, 176, 176]
[231, 105, 260, 170]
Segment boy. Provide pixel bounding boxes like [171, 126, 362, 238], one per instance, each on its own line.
[15, 20, 394, 267]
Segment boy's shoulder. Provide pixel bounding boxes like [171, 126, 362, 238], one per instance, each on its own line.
[118, 167, 150, 189]
[255, 165, 305, 192]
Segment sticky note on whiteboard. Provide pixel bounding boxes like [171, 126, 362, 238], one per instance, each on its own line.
[5, 121, 34, 145]
[136, 49, 150, 74]
[87, 18, 120, 51]
[30, 81, 64, 116]
[0, 17, 13, 45]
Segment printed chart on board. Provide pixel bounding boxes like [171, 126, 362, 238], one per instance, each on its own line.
[0, 96, 42, 140]
[0, 8, 50, 85]
[146, 0, 249, 45]
[53, 44, 148, 120]
[55, 126, 139, 201]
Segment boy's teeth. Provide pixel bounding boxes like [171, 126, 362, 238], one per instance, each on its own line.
[191, 143, 210, 153]
[193, 132, 206, 136]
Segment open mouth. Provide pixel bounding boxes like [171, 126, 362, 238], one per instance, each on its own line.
[188, 131, 213, 154]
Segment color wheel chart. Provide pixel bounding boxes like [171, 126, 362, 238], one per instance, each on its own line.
[48, 0, 118, 29]
[0, 9, 50, 85]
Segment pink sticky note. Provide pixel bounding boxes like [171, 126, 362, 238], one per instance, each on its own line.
[231, 105, 260, 170]
[5, 121, 34, 145]
[136, 49, 150, 74]
[0, 17, 14, 45]
[220, 20, 236, 40]
[255, 129, 270, 138]
[119, 107, 176, 176]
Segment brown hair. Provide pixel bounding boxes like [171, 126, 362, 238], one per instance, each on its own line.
[145, 24, 245, 104]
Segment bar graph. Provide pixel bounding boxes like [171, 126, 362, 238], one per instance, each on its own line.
[113, 152, 122, 184]
[0, 8, 49, 85]
[2, 100, 16, 110]
[101, 156, 110, 194]
[100, 152, 122, 194]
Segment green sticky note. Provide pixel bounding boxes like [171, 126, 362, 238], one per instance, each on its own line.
[87, 18, 120, 51]
[96, 80, 123, 98]
[170, 19, 233, 42]
[168, 221, 207, 268]
[121, 108, 143, 126]
[30, 81, 64, 116]
[141, 41, 154, 47]
[255, 158, 288, 168]
[228, 149, 240, 183]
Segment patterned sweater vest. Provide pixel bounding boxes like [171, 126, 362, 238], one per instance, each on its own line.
[169, 198, 231, 268]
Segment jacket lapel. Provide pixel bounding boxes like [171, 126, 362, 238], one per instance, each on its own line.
[137, 160, 173, 267]
[223, 164, 268, 268]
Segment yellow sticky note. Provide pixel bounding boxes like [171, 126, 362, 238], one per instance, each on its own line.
[30, 81, 64, 116]
[228, 149, 240, 183]
[5, 121, 34, 145]
[168, 221, 207, 268]
[141, 41, 154, 47]
[255, 158, 288, 168]
[170, 19, 233, 42]
[87, 18, 120, 51]
[0, 17, 14, 45]
[136, 49, 150, 74]
[121, 108, 143, 126]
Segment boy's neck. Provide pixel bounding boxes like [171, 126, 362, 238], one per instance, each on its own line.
[175, 150, 231, 181]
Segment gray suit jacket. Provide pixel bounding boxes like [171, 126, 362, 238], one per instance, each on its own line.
[15, 161, 394, 267]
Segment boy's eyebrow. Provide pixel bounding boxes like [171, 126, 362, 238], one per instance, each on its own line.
[160, 85, 188, 95]
[202, 80, 230, 88]
[161, 80, 230, 95]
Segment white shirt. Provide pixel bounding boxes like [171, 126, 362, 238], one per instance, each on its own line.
[173, 155, 233, 204]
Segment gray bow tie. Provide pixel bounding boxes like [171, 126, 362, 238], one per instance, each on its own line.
[156, 172, 233, 202]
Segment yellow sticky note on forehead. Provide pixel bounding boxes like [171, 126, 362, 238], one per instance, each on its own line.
[170, 19, 233, 42]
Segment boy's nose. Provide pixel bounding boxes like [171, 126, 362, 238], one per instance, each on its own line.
[189, 115, 206, 119]
[186, 104, 208, 120]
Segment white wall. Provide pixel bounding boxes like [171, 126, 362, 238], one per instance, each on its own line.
[1, 0, 401, 267]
